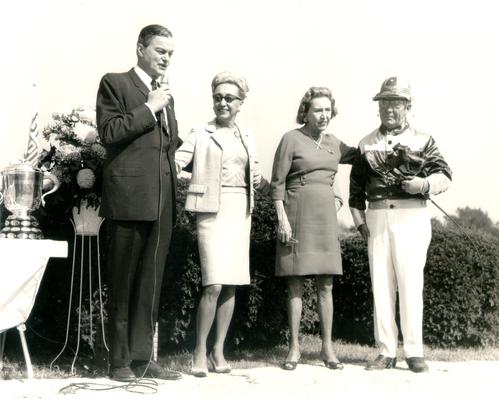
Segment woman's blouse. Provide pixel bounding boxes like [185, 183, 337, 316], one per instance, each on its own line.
[220, 130, 249, 187]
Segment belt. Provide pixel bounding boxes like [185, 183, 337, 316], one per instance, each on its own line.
[221, 186, 249, 194]
[368, 198, 427, 210]
[286, 171, 336, 189]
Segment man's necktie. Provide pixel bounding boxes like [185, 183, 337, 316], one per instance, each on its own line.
[151, 80, 168, 138]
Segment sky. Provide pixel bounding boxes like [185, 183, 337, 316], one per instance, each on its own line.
[1, 0, 498, 226]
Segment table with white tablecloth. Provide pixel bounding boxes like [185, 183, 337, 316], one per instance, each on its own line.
[0, 239, 68, 378]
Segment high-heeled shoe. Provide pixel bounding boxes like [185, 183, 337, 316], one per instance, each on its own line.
[323, 359, 344, 370]
[320, 350, 344, 370]
[281, 360, 299, 371]
[208, 353, 231, 374]
[190, 358, 208, 378]
[281, 352, 301, 371]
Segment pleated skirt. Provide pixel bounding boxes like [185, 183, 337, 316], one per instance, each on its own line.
[196, 188, 251, 286]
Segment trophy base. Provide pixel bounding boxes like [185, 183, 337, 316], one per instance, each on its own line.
[0, 215, 44, 239]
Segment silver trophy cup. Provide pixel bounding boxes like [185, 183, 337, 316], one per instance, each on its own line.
[0, 162, 60, 239]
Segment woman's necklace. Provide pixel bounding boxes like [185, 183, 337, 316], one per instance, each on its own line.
[300, 128, 322, 148]
[300, 128, 334, 154]
[216, 123, 240, 138]
[311, 133, 323, 149]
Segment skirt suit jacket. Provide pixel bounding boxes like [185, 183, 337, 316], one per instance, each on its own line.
[175, 120, 267, 213]
[175, 120, 269, 285]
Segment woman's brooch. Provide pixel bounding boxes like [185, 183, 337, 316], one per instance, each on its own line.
[317, 143, 335, 155]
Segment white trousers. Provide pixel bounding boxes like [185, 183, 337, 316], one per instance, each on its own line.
[366, 206, 431, 358]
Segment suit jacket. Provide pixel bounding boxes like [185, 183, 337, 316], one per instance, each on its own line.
[96, 68, 180, 220]
[175, 120, 269, 213]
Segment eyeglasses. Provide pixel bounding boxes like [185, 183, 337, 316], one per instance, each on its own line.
[212, 94, 241, 104]
[379, 99, 407, 109]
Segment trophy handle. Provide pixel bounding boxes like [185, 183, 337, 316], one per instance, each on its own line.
[41, 172, 60, 207]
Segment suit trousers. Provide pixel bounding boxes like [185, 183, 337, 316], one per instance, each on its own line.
[106, 175, 173, 367]
[366, 205, 431, 358]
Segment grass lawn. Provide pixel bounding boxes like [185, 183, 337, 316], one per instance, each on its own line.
[2, 335, 499, 379]
[164, 336, 499, 374]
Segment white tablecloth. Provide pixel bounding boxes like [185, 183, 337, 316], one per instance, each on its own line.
[0, 239, 68, 332]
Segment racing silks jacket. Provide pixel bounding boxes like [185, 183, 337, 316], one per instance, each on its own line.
[348, 124, 452, 227]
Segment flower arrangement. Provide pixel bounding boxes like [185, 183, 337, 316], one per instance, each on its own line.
[38, 106, 106, 214]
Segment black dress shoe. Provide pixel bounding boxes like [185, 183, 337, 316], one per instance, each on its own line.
[406, 357, 429, 373]
[365, 355, 397, 371]
[131, 360, 182, 380]
[109, 366, 136, 382]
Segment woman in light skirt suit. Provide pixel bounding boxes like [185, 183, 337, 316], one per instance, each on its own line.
[175, 72, 268, 377]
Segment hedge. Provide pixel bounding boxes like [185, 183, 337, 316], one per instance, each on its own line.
[423, 227, 499, 347]
[158, 178, 499, 351]
[4, 177, 498, 358]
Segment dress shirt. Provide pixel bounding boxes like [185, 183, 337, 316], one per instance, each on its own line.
[133, 66, 169, 131]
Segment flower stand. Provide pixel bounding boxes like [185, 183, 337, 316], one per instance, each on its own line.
[50, 201, 108, 374]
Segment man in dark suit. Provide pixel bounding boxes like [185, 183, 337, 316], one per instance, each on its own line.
[96, 24, 181, 382]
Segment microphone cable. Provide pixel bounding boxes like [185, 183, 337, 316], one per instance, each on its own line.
[134, 83, 168, 383]
[137, 83, 181, 382]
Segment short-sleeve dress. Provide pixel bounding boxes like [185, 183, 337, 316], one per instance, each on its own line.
[271, 129, 357, 276]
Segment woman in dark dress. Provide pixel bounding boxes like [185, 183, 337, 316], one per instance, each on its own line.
[271, 87, 357, 370]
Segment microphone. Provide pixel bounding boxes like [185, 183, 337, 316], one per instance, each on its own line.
[157, 75, 171, 138]
[159, 74, 169, 89]
[159, 74, 172, 103]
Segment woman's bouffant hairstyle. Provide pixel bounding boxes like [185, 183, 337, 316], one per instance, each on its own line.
[211, 71, 249, 100]
[296, 87, 338, 124]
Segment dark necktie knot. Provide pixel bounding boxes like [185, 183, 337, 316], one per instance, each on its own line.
[151, 80, 159, 90]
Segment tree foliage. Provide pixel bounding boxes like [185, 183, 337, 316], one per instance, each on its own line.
[446, 206, 499, 239]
